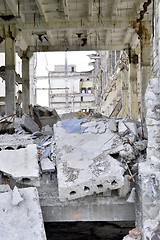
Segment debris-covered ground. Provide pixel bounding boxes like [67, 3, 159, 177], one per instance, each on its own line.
[55, 116, 147, 201]
[0, 107, 148, 239]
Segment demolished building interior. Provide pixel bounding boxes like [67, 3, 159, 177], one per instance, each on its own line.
[0, 0, 160, 239]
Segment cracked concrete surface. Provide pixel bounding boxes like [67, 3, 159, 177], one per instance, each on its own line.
[0, 185, 46, 240]
[0, 144, 40, 186]
[54, 118, 146, 201]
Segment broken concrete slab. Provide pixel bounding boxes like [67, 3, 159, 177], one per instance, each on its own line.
[134, 140, 147, 151]
[108, 119, 117, 132]
[0, 144, 39, 186]
[125, 121, 138, 137]
[44, 125, 53, 132]
[40, 145, 52, 160]
[57, 153, 124, 201]
[97, 121, 106, 133]
[118, 175, 131, 197]
[12, 186, 23, 206]
[119, 143, 136, 161]
[127, 188, 136, 203]
[118, 121, 128, 136]
[54, 119, 125, 201]
[40, 158, 55, 172]
[82, 120, 106, 134]
[0, 134, 33, 150]
[30, 105, 60, 127]
[21, 114, 40, 133]
[0, 187, 46, 240]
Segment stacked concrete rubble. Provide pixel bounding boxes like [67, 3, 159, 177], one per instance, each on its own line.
[54, 116, 147, 202]
[0, 108, 59, 239]
[0, 111, 148, 238]
[29, 104, 60, 127]
[0, 116, 56, 185]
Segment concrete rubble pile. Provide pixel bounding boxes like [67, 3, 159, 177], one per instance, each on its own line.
[54, 116, 147, 201]
[0, 144, 39, 186]
[29, 104, 60, 127]
[0, 107, 60, 240]
[0, 115, 57, 185]
[0, 110, 148, 238]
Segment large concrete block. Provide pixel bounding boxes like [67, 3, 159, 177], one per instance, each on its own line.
[21, 114, 40, 133]
[40, 158, 55, 173]
[0, 144, 39, 186]
[54, 120, 125, 201]
[0, 186, 46, 240]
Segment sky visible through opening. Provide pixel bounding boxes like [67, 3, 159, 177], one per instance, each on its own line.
[35, 51, 96, 107]
[36, 51, 96, 76]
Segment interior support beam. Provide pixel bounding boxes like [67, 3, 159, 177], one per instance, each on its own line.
[29, 43, 128, 52]
[35, 0, 48, 22]
[128, 49, 138, 119]
[20, 19, 129, 32]
[88, 0, 93, 21]
[5, 35, 16, 115]
[6, 0, 25, 22]
[22, 57, 30, 114]
[58, 0, 69, 22]
[19, 50, 33, 114]
[139, 22, 152, 123]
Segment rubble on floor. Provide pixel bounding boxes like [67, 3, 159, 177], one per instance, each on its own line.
[0, 111, 148, 239]
[54, 116, 147, 201]
[0, 144, 40, 186]
[0, 185, 46, 240]
[21, 114, 40, 133]
[40, 158, 55, 173]
[29, 104, 60, 127]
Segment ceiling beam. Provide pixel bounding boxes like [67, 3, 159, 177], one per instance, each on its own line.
[88, 0, 93, 21]
[58, 0, 69, 22]
[29, 43, 128, 52]
[5, 0, 25, 22]
[35, 0, 48, 22]
[18, 18, 130, 32]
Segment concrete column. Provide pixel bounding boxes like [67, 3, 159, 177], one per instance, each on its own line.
[19, 49, 33, 114]
[22, 56, 30, 114]
[128, 50, 138, 119]
[135, 2, 160, 239]
[5, 36, 16, 115]
[121, 69, 129, 118]
[137, 78, 160, 239]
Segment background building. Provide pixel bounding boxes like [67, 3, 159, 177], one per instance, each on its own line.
[36, 64, 95, 114]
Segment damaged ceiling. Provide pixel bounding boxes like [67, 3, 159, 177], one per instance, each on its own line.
[0, 0, 152, 52]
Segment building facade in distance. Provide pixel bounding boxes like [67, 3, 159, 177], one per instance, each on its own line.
[36, 64, 95, 115]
